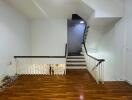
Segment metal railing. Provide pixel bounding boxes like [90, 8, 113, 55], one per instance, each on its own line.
[83, 44, 105, 84]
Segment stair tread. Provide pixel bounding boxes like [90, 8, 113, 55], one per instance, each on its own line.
[67, 59, 85, 61]
[66, 62, 86, 64]
[66, 66, 87, 67]
[66, 64, 87, 66]
[67, 56, 84, 57]
[66, 67, 87, 69]
[66, 61, 86, 63]
[67, 57, 85, 59]
[66, 54, 86, 69]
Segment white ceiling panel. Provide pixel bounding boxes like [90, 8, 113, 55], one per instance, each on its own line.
[5, 0, 93, 20]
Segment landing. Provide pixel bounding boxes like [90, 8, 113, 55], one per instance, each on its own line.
[0, 70, 132, 100]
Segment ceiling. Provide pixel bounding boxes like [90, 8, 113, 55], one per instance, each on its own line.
[88, 17, 121, 32]
[5, 0, 93, 20]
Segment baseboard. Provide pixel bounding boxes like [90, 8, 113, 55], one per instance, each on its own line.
[66, 67, 87, 69]
[0, 75, 5, 86]
[0, 75, 5, 81]
[126, 81, 132, 85]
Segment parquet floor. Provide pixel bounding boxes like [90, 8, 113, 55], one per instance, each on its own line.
[0, 69, 132, 100]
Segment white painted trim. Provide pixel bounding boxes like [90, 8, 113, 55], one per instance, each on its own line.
[126, 81, 132, 85]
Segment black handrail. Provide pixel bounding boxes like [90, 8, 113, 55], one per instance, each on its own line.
[83, 43, 105, 62]
[65, 44, 67, 57]
[83, 22, 89, 44]
[82, 21, 104, 62]
[14, 56, 65, 58]
[82, 22, 105, 71]
[92, 60, 104, 71]
[83, 43, 105, 70]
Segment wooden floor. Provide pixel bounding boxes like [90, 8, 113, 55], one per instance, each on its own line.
[0, 69, 132, 100]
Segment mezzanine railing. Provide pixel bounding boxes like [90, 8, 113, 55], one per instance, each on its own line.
[14, 56, 66, 75]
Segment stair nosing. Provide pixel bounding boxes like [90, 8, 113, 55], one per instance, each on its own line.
[67, 58, 85, 59]
[66, 61, 86, 62]
[66, 64, 87, 66]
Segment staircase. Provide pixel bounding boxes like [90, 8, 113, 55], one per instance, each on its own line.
[66, 54, 87, 69]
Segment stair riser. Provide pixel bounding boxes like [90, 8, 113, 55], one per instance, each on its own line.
[66, 67, 87, 69]
[66, 59, 85, 61]
[66, 55, 86, 68]
[67, 57, 85, 59]
[66, 64, 87, 66]
[66, 63, 86, 65]
[66, 61, 86, 63]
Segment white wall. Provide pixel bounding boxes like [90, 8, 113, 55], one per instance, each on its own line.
[86, 0, 132, 82]
[86, 27, 104, 53]
[98, 19, 125, 81]
[0, 0, 67, 78]
[125, 0, 132, 84]
[97, 0, 132, 82]
[31, 19, 67, 63]
[86, 22, 125, 81]
[0, 0, 31, 77]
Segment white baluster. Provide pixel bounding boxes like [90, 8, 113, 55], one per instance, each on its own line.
[38, 64, 40, 74]
[42, 64, 44, 75]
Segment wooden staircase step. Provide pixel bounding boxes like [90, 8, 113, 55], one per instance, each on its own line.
[66, 62, 86, 65]
[67, 56, 85, 59]
[66, 59, 85, 62]
[66, 66, 87, 69]
[66, 54, 86, 69]
[66, 64, 87, 66]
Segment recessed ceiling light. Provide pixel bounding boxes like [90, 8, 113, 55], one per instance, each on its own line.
[80, 21, 84, 24]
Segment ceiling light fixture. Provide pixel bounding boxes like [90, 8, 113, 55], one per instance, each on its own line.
[80, 21, 84, 24]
